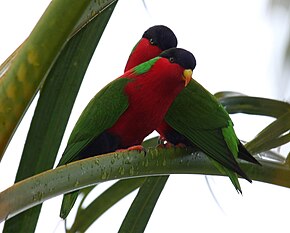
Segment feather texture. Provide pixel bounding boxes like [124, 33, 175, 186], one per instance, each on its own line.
[161, 79, 259, 192]
[59, 48, 196, 218]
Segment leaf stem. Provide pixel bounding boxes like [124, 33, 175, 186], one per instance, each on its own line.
[0, 147, 288, 222]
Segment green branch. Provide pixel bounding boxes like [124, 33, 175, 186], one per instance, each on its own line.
[0, 147, 289, 222]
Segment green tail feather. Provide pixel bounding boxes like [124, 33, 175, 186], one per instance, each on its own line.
[209, 158, 242, 193]
[215, 122, 254, 193]
[60, 190, 79, 219]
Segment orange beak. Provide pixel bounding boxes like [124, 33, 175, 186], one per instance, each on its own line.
[182, 69, 192, 87]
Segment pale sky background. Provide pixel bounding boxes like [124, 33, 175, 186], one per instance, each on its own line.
[0, 0, 289, 232]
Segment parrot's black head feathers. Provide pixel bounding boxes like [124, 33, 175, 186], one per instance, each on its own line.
[160, 48, 196, 70]
[143, 25, 177, 51]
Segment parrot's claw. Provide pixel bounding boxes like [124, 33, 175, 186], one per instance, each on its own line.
[157, 136, 186, 149]
[127, 145, 145, 152]
[116, 145, 146, 155]
[157, 140, 175, 149]
[157, 136, 174, 148]
[158, 136, 167, 145]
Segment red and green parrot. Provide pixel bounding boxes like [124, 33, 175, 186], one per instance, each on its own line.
[58, 47, 196, 218]
[124, 25, 177, 72]
[158, 82, 260, 193]
[125, 25, 260, 193]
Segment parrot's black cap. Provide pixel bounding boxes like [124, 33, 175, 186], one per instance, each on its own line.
[143, 25, 178, 51]
[160, 48, 196, 70]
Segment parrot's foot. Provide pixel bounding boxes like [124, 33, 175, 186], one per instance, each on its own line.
[157, 141, 175, 149]
[157, 136, 173, 148]
[158, 136, 167, 145]
[157, 136, 186, 149]
[127, 145, 145, 152]
[117, 145, 146, 154]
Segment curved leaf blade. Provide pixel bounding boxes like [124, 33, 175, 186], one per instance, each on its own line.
[0, 0, 92, 159]
[68, 136, 159, 231]
[218, 95, 290, 118]
[246, 111, 290, 154]
[68, 178, 145, 233]
[3, 2, 117, 233]
[118, 176, 169, 233]
[0, 147, 289, 222]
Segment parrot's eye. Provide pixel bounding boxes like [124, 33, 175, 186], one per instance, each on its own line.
[149, 38, 156, 45]
[169, 57, 175, 63]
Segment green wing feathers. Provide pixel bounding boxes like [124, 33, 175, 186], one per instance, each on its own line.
[165, 78, 256, 191]
[166, 79, 230, 130]
[58, 78, 131, 219]
[167, 120, 251, 183]
[58, 78, 131, 166]
[221, 121, 239, 158]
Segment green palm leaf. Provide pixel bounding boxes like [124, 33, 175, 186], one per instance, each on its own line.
[2, 1, 117, 232]
[1, 147, 290, 223]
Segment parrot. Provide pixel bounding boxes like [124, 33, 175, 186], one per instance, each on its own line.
[124, 26, 260, 193]
[124, 25, 177, 72]
[157, 80, 260, 193]
[58, 47, 196, 218]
